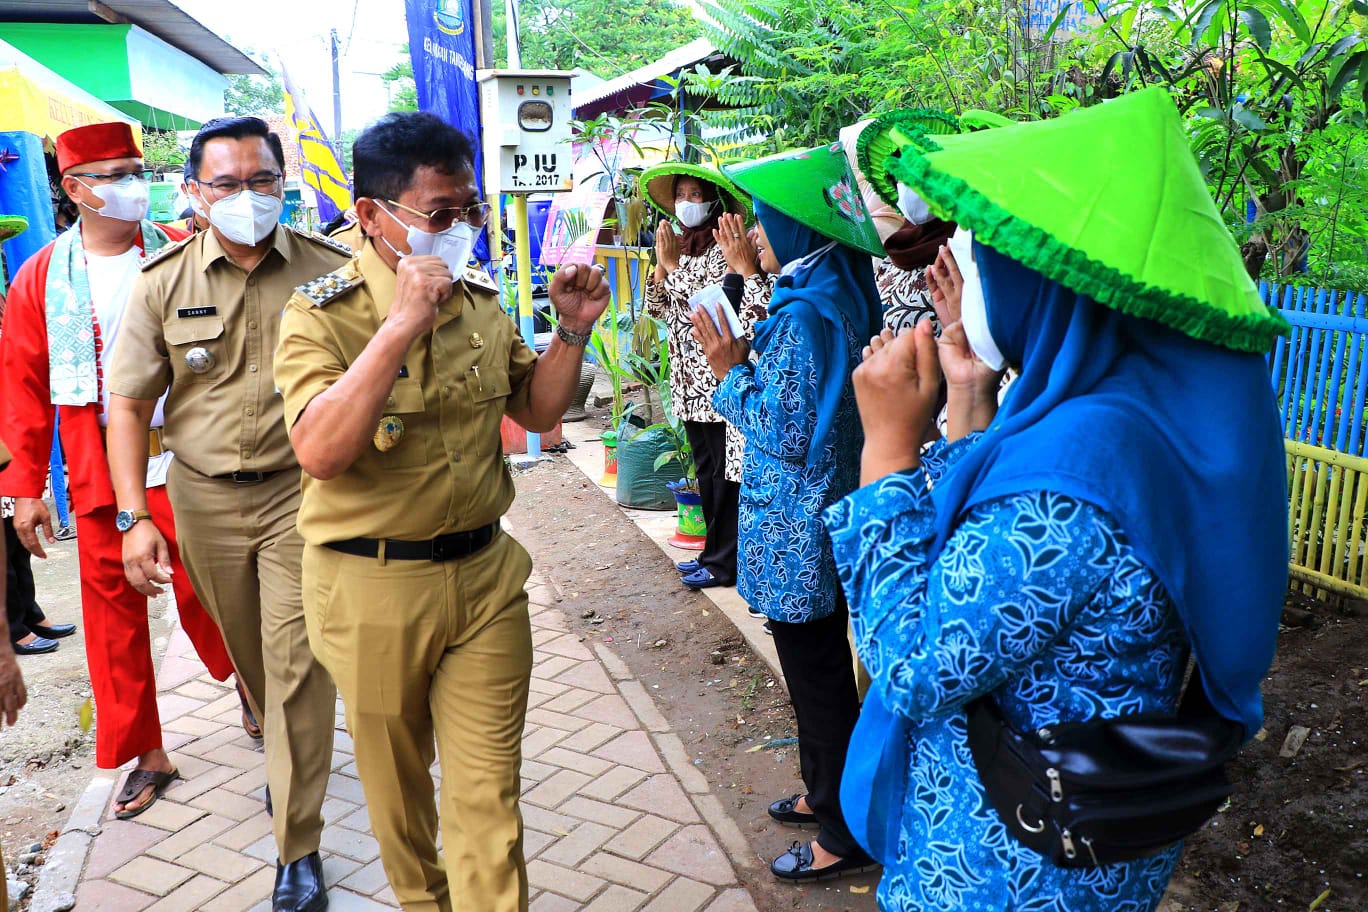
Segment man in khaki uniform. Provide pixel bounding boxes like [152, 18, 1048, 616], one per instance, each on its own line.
[105, 116, 348, 912]
[273, 112, 609, 912]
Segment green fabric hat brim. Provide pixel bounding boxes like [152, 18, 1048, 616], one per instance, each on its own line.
[0, 215, 28, 243]
[959, 109, 1015, 131]
[724, 143, 885, 258]
[885, 88, 1289, 354]
[855, 109, 961, 209]
[641, 163, 752, 223]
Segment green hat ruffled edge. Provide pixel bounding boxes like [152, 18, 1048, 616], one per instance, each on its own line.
[0, 215, 28, 243]
[723, 143, 885, 258]
[855, 110, 961, 208]
[641, 162, 752, 223]
[883, 91, 1289, 354]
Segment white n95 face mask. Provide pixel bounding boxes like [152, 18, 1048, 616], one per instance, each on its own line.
[380, 203, 477, 277]
[947, 228, 1006, 371]
[895, 181, 934, 226]
[78, 175, 151, 223]
[675, 199, 717, 228]
[208, 190, 283, 246]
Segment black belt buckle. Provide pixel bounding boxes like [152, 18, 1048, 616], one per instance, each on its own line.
[429, 536, 452, 562]
[229, 471, 267, 484]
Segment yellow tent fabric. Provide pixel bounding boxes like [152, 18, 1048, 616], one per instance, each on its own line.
[0, 39, 136, 142]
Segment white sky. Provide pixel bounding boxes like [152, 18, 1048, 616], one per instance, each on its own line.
[172, 0, 412, 132]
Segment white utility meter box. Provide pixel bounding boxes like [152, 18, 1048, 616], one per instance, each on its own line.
[477, 69, 574, 194]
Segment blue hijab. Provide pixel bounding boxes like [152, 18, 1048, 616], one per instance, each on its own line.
[843, 242, 1288, 863]
[751, 200, 884, 463]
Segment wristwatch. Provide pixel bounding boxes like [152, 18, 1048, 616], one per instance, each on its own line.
[115, 509, 152, 533]
[556, 323, 593, 347]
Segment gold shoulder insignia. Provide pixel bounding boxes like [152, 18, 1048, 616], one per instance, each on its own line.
[139, 235, 194, 272]
[295, 260, 364, 307]
[307, 231, 353, 255]
[462, 266, 498, 293]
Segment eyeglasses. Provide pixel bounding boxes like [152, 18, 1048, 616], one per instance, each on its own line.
[384, 198, 491, 230]
[71, 169, 154, 185]
[194, 173, 284, 197]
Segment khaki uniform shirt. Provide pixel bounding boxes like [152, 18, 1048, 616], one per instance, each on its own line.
[107, 226, 353, 477]
[274, 241, 537, 545]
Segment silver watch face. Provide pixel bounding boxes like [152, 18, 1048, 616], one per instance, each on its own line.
[115, 510, 134, 532]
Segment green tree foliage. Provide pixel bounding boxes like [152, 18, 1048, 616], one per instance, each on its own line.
[493, 0, 700, 75]
[140, 128, 185, 173]
[382, 49, 419, 112]
[696, 0, 1368, 283]
[224, 66, 285, 117]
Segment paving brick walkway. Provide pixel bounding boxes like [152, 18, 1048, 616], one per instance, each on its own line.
[66, 567, 759, 912]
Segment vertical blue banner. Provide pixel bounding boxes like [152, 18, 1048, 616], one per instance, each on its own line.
[403, 0, 489, 262]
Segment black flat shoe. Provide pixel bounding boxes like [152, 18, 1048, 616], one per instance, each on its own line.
[273, 851, 327, 912]
[770, 841, 878, 882]
[13, 637, 58, 655]
[768, 794, 818, 827]
[30, 623, 76, 639]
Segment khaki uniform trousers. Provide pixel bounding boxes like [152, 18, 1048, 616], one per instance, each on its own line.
[302, 529, 534, 912]
[166, 461, 336, 863]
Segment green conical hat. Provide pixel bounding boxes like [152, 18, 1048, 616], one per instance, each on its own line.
[641, 162, 751, 223]
[885, 87, 1288, 354]
[855, 109, 961, 208]
[0, 215, 28, 243]
[723, 143, 884, 258]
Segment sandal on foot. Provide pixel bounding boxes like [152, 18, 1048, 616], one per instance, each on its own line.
[237, 682, 263, 741]
[114, 768, 180, 820]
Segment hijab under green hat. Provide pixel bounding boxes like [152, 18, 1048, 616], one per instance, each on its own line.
[640, 162, 751, 221]
[882, 87, 1289, 354]
[722, 142, 885, 258]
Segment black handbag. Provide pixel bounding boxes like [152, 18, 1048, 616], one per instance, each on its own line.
[966, 681, 1245, 868]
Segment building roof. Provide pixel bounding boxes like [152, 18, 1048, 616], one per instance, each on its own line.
[572, 38, 724, 118]
[0, 0, 264, 75]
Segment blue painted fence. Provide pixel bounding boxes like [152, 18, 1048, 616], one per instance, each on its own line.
[1265, 282, 1368, 599]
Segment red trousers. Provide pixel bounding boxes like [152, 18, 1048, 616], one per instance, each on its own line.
[77, 485, 235, 768]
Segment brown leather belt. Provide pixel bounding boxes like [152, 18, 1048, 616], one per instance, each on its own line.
[100, 427, 166, 457]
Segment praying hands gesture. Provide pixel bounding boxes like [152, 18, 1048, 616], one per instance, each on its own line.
[853, 320, 942, 484]
[712, 213, 760, 276]
[654, 219, 680, 280]
[927, 244, 963, 328]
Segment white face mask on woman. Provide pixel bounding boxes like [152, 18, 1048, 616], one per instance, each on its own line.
[77, 175, 151, 223]
[207, 190, 283, 246]
[948, 227, 1006, 371]
[894, 181, 935, 226]
[675, 199, 718, 228]
[378, 203, 477, 277]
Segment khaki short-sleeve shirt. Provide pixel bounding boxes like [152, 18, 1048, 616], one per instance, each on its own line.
[274, 241, 537, 545]
[107, 226, 352, 477]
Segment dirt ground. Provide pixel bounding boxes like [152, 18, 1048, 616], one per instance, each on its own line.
[1162, 591, 1366, 912]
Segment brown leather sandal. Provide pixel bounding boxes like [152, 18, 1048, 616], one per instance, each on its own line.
[114, 768, 180, 820]
[237, 681, 263, 741]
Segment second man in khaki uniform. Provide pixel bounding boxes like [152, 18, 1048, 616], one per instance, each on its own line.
[106, 116, 347, 912]
[274, 112, 610, 912]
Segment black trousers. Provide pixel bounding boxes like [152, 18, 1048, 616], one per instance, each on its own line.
[4, 516, 44, 641]
[769, 602, 863, 859]
[683, 420, 739, 585]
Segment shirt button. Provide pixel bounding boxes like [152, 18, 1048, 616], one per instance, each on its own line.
[247, 277, 256, 287]
[441, 387, 450, 398]
[243, 450, 252, 459]
[245, 407, 255, 416]
[248, 320, 258, 330]
[451, 452, 462, 463]
[248, 364, 258, 372]
[386, 397, 396, 408]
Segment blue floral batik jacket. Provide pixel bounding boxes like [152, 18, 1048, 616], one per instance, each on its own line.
[713, 310, 863, 623]
[823, 435, 1191, 912]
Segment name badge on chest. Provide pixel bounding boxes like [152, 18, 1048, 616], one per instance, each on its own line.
[176, 305, 218, 319]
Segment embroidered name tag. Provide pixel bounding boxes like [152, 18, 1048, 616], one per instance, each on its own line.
[176, 306, 218, 319]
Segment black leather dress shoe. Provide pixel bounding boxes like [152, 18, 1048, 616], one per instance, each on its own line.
[768, 794, 818, 827]
[273, 851, 327, 912]
[770, 841, 878, 882]
[30, 623, 76, 639]
[13, 637, 59, 656]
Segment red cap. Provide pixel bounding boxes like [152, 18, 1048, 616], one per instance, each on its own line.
[56, 122, 142, 174]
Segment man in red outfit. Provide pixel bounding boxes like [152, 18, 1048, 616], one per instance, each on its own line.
[0, 123, 238, 818]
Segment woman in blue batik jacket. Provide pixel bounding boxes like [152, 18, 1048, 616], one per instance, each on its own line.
[825, 89, 1289, 911]
[689, 144, 887, 883]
